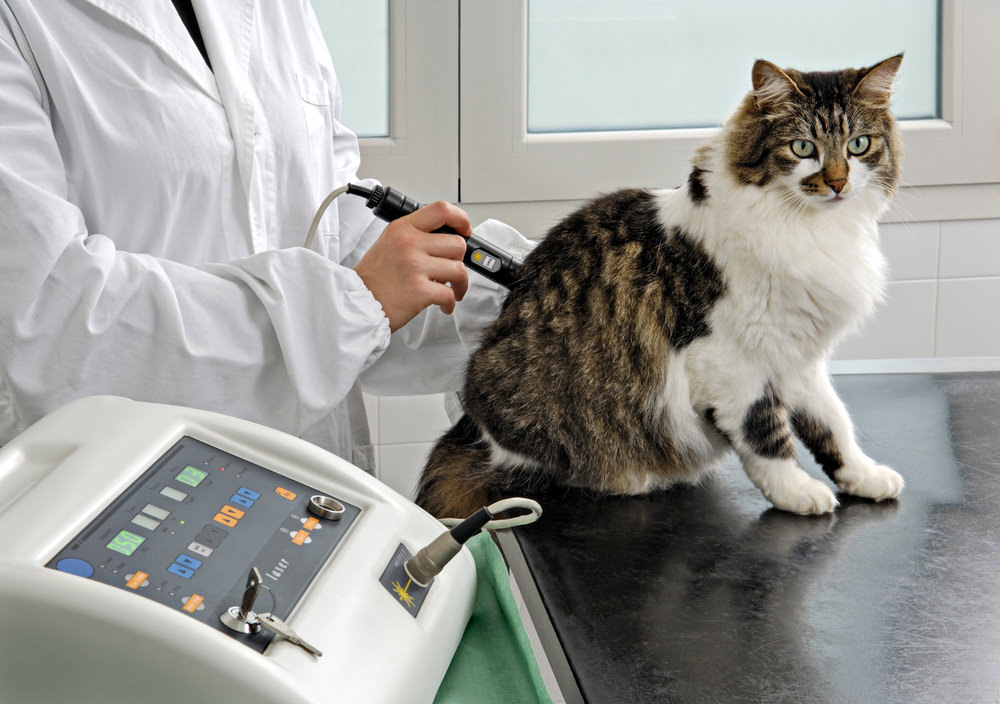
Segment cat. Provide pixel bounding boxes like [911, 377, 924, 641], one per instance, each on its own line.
[417, 56, 906, 519]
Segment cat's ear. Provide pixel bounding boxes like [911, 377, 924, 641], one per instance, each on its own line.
[853, 54, 903, 107]
[752, 60, 803, 113]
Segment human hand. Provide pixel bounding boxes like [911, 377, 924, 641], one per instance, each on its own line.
[353, 201, 471, 332]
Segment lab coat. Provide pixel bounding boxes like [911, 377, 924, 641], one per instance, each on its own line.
[0, 1, 527, 470]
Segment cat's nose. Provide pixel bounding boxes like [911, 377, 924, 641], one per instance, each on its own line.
[825, 178, 847, 194]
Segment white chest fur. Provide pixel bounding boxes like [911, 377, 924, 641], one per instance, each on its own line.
[657, 168, 887, 368]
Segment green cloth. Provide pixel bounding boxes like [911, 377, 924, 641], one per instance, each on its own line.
[435, 532, 553, 704]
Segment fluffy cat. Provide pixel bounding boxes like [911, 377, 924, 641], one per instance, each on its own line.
[417, 56, 906, 518]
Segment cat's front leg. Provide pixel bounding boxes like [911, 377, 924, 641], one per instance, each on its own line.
[785, 365, 904, 502]
[707, 384, 838, 515]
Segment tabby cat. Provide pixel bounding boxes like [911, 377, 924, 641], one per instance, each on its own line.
[417, 56, 906, 518]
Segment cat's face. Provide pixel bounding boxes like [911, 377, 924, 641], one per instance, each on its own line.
[724, 56, 903, 211]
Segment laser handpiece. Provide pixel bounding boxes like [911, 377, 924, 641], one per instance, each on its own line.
[344, 183, 522, 289]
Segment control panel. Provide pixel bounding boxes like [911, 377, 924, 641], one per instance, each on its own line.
[46, 436, 359, 653]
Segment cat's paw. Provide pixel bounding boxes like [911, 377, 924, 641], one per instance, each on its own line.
[767, 475, 839, 515]
[835, 462, 904, 502]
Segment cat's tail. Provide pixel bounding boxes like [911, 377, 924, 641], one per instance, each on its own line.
[416, 414, 512, 519]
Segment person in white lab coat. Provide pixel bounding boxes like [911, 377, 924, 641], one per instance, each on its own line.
[0, 1, 529, 471]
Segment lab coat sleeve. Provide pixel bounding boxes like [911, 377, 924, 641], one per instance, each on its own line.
[0, 26, 391, 442]
[358, 219, 536, 396]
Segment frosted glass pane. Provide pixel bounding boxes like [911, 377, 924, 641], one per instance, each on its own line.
[528, 0, 939, 133]
[311, 1, 389, 138]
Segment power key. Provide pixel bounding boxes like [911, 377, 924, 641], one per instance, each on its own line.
[258, 612, 323, 658]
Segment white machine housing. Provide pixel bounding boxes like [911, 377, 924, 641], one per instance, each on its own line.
[0, 396, 476, 704]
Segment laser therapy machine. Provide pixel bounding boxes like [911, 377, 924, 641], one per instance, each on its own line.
[0, 395, 496, 703]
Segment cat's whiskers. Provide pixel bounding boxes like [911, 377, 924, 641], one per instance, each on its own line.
[774, 186, 811, 218]
[872, 175, 919, 226]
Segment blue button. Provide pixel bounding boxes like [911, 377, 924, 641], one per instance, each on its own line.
[237, 487, 261, 501]
[56, 558, 95, 578]
[168, 563, 194, 579]
[175, 554, 202, 570]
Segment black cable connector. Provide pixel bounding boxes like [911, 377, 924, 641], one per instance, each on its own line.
[449, 507, 493, 544]
[404, 506, 494, 588]
[346, 182, 376, 202]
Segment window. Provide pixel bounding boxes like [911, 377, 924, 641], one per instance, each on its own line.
[527, 0, 938, 133]
[313, 0, 389, 138]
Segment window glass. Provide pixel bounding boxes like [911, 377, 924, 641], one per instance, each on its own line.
[311, 0, 389, 137]
[528, 0, 939, 133]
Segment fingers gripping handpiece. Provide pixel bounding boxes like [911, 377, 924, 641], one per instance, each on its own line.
[305, 183, 523, 289]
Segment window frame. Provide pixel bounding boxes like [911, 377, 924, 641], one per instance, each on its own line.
[456, 0, 1000, 221]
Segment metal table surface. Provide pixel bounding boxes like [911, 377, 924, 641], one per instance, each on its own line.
[500, 372, 1000, 704]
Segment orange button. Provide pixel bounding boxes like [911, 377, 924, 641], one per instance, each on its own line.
[292, 530, 308, 545]
[126, 571, 149, 590]
[303, 517, 319, 531]
[183, 594, 204, 613]
[274, 487, 297, 501]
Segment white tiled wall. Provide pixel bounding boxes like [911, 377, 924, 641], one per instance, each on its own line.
[835, 218, 1000, 360]
[373, 218, 1000, 497]
[367, 392, 452, 500]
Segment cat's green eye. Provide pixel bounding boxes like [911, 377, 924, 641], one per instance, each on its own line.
[847, 135, 871, 156]
[790, 139, 816, 158]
